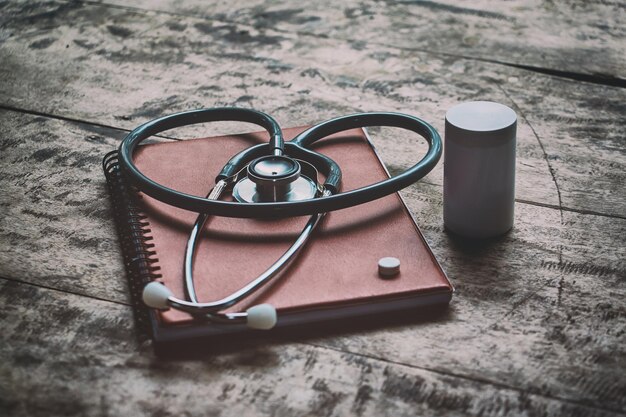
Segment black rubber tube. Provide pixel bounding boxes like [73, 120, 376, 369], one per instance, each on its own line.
[119, 107, 283, 176]
[118, 109, 441, 218]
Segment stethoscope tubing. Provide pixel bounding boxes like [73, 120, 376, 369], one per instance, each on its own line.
[118, 109, 441, 218]
[180, 193, 329, 320]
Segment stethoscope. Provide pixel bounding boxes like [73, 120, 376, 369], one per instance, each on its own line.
[117, 108, 441, 330]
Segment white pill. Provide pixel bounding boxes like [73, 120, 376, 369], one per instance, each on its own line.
[378, 257, 400, 277]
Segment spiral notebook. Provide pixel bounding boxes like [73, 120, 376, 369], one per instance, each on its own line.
[103, 127, 452, 355]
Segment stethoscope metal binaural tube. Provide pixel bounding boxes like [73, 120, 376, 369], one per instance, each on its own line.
[180, 178, 331, 326]
[144, 187, 332, 329]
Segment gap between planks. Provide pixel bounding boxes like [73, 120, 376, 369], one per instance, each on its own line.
[0, 104, 182, 141]
[76, 0, 626, 89]
[0, 273, 131, 307]
[303, 341, 626, 416]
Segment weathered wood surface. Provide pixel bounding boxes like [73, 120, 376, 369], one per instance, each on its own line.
[90, 0, 626, 81]
[1, 109, 625, 413]
[1, 0, 625, 416]
[2, 280, 622, 417]
[1, 1, 624, 218]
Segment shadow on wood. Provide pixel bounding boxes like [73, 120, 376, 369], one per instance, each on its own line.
[153, 303, 453, 359]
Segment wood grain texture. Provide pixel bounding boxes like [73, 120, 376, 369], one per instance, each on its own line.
[1, 280, 622, 417]
[1, 0, 625, 415]
[1, 109, 624, 413]
[88, 0, 626, 80]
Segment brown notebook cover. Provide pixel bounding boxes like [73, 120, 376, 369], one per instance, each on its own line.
[104, 126, 452, 351]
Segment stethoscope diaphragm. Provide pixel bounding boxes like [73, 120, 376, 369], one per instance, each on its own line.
[232, 156, 321, 203]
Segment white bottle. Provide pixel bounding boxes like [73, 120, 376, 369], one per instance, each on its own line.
[443, 101, 517, 238]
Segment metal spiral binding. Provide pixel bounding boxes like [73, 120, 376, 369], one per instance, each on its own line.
[103, 151, 162, 339]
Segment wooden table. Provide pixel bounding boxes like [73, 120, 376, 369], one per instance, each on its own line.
[1, 1, 624, 416]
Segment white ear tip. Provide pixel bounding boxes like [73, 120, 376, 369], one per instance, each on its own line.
[246, 304, 277, 330]
[142, 282, 172, 309]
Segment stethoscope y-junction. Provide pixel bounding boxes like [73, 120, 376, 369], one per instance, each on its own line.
[117, 108, 442, 330]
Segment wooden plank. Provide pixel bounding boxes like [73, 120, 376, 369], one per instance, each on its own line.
[0, 279, 621, 417]
[1, 109, 624, 412]
[0, 1, 624, 217]
[89, 0, 626, 80]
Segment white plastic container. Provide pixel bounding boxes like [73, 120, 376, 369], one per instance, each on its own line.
[443, 101, 517, 238]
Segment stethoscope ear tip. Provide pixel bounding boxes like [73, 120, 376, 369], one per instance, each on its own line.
[246, 304, 277, 330]
[143, 282, 173, 309]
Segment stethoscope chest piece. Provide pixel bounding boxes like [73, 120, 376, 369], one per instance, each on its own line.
[232, 155, 321, 203]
